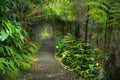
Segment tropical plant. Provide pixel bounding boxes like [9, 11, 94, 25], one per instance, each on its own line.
[0, 0, 39, 79]
[55, 34, 107, 79]
[85, 0, 120, 79]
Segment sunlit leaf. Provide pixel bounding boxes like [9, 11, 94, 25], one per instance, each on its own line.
[0, 30, 9, 42]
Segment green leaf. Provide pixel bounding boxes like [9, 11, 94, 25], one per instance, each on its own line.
[0, 30, 9, 42]
[88, 64, 94, 69]
[0, 58, 6, 74]
[0, 58, 6, 63]
[2, 20, 15, 35]
[74, 54, 82, 58]
[0, 64, 5, 74]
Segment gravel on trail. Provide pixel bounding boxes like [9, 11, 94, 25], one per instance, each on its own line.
[31, 37, 79, 80]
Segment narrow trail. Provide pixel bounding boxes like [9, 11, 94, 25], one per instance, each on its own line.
[32, 37, 78, 80]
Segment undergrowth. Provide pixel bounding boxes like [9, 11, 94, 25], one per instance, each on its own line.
[55, 34, 108, 80]
[0, 20, 38, 80]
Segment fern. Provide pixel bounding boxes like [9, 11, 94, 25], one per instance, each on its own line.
[43, 0, 75, 21]
[0, 0, 39, 79]
[0, 19, 37, 79]
[0, 58, 6, 74]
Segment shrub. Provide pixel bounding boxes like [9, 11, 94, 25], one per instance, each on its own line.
[56, 34, 107, 79]
[0, 20, 37, 79]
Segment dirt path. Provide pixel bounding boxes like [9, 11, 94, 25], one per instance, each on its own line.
[32, 37, 78, 80]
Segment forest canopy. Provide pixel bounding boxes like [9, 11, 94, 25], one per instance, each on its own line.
[0, 0, 120, 80]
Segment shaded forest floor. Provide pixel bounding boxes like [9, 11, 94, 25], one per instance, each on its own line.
[21, 36, 78, 80]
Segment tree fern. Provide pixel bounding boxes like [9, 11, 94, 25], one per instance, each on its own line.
[43, 0, 75, 21]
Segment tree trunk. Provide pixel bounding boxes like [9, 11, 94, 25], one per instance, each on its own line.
[85, 7, 89, 44]
[74, 22, 80, 39]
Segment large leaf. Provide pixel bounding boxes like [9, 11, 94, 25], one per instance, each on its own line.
[0, 30, 9, 42]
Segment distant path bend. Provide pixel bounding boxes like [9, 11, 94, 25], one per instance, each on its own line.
[32, 37, 78, 80]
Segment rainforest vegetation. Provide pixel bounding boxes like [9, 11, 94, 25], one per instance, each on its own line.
[0, 0, 120, 80]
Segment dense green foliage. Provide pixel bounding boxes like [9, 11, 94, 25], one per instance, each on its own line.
[0, 0, 39, 79]
[85, 0, 120, 79]
[43, 0, 75, 21]
[42, 0, 120, 79]
[0, 19, 37, 79]
[56, 34, 107, 79]
[1, 0, 120, 79]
